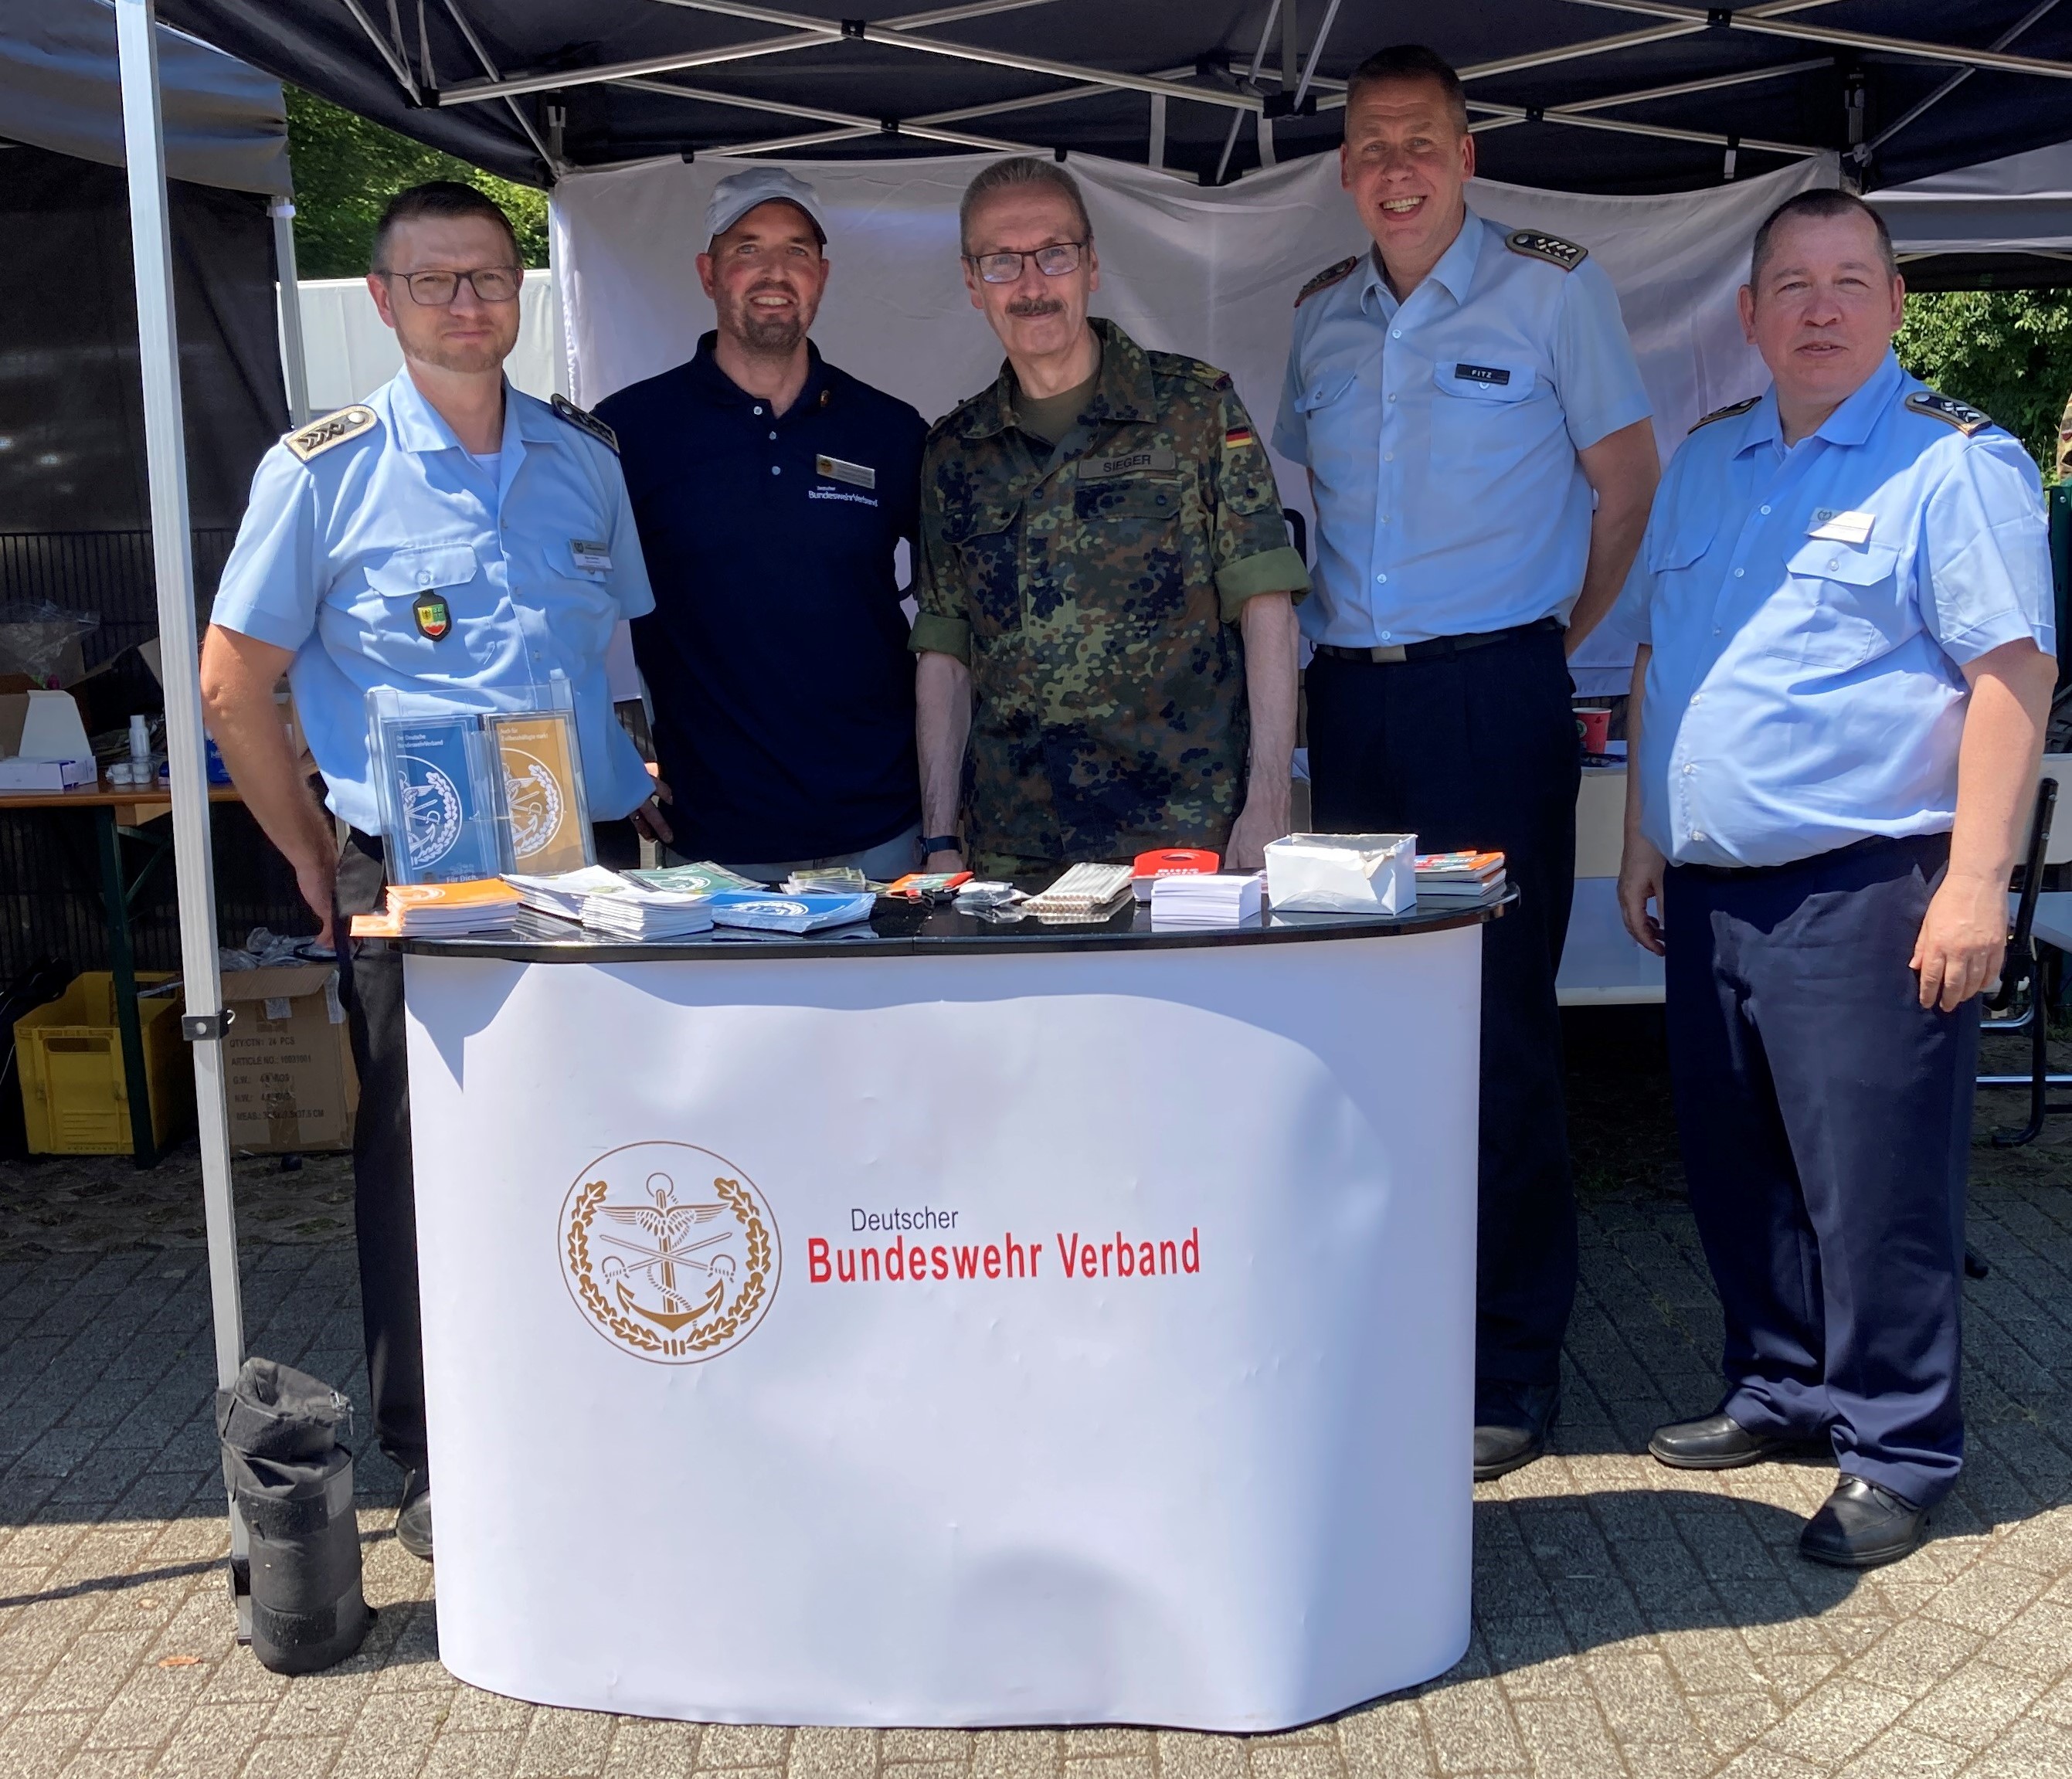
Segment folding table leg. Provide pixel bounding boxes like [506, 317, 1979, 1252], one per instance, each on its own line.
[96, 806, 158, 1168]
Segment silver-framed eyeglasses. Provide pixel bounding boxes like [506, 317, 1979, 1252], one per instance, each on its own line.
[966, 240, 1088, 284]
[381, 266, 523, 305]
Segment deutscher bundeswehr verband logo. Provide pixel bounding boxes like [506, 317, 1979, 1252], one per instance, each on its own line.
[559, 1142, 780, 1363]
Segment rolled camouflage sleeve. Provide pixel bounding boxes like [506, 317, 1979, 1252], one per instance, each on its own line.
[908, 436, 972, 665]
[1208, 383, 1309, 624]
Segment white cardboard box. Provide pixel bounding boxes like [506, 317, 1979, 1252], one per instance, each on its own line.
[1265, 833, 1418, 914]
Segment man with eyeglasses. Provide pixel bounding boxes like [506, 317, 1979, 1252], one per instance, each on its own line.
[912, 157, 1308, 878]
[199, 181, 657, 1564]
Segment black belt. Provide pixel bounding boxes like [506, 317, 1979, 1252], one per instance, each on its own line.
[1313, 616, 1561, 665]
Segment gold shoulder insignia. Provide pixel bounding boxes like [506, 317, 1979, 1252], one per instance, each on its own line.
[282, 405, 378, 463]
[1687, 396, 1760, 433]
[551, 392, 619, 453]
[1295, 255, 1359, 307]
[1506, 229, 1588, 271]
[1905, 390, 1992, 437]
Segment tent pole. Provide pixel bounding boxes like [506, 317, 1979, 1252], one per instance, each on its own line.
[112, 0, 247, 1539]
[271, 200, 313, 427]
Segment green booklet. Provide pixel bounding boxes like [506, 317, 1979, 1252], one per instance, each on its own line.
[626, 861, 761, 896]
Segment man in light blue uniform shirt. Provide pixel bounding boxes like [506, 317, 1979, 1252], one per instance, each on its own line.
[1276, 43, 1661, 1480]
[1615, 190, 2056, 1568]
[200, 182, 658, 1563]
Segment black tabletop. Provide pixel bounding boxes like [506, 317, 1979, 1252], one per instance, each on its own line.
[401, 888, 1512, 964]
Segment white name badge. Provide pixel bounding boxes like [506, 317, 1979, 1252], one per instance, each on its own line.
[571, 539, 613, 572]
[1807, 508, 1875, 545]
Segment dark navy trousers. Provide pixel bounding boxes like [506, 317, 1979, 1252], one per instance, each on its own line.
[1307, 626, 1581, 1390]
[1663, 834, 1975, 1508]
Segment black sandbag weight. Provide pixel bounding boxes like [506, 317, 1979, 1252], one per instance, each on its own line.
[216, 1359, 370, 1675]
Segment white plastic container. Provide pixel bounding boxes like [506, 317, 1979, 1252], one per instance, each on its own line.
[1263, 833, 1418, 914]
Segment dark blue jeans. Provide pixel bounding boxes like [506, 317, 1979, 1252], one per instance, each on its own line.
[1664, 833, 1976, 1507]
[1307, 625, 1581, 1392]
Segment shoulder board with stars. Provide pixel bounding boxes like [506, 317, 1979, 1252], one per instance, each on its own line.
[282, 405, 378, 463]
[551, 393, 619, 453]
[1904, 390, 1992, 437]
[1506, 229, 1588, 271]
[1295, 255, 1359, 307]
[1687, 396, 1759, 433]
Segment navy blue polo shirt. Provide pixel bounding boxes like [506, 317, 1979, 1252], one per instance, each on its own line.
[596, 336, 927, 864]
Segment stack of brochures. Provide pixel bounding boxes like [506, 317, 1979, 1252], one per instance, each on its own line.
[348, 879, 523, 939]
[579, 886, 715, 939]
[504, 865, 635, 922]
[708, 891, 876, 934]
[1150, 871, 1263, 930]
[627, 861, 759, 895]
[1413, 850, 1508, 901]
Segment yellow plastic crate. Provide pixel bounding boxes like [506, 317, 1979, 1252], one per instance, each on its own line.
[15, 973, 192, 1155]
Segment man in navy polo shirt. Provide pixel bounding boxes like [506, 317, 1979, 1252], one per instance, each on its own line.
[597, 168, 929, 879]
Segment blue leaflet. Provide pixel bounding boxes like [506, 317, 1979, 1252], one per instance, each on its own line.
[386, 717, 501, 881]
[706, 891, 877, 934]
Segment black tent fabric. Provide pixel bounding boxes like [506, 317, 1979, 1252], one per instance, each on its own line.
[161, 2, 2072, 195]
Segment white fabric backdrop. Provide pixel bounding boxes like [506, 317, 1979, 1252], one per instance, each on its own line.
[552, 151, 1836, 691]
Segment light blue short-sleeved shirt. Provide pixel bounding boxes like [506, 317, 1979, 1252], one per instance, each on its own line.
[1616, 351, 2055, 869]
[211, 368, 656, 836]
[1273, 209, 1652, 647]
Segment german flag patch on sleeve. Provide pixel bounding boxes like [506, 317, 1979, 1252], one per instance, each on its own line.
[1225, 425, 1256, 449]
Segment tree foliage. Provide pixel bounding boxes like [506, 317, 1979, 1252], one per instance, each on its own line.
[1895, 288, 2072, 481]
[284, 87, 549, 278]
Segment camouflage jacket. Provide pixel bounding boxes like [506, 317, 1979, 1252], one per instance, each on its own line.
[912, 319, 1308, 874]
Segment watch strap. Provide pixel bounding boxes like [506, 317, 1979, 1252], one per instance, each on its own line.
[919, 833, 960, 854]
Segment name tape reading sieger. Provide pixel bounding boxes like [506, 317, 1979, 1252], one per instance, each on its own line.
[852, 1205, 960, 1233]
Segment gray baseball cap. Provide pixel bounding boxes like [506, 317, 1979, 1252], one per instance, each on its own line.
[705, 168, 830, 246]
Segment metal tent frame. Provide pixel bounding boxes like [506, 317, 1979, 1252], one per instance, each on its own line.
[115, 0, 2072, 1632]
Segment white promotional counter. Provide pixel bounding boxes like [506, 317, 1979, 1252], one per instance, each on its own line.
[400, 894, 1500, 1731]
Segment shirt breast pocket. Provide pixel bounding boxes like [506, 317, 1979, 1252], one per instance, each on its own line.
[1431, 358, 1539, 467]
[1073, 477, 1191, 625]
[355, 543, 482, 666]
[1293, 368, 1358, 416]
[942, 501, 1025, 640]
[1780, 538, 1909, 671]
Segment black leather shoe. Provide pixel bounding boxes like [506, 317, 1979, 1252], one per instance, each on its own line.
[1649, 1412, 1796, 1471]
[1473, 1380, 1560, 1481]
[1799, 1476, 1926, 1569]
[396, 1469, 433, 1563]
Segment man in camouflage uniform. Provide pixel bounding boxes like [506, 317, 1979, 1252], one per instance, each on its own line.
[912, 158, 1308, 879]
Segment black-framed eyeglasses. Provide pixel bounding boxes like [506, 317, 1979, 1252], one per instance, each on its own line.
[379, 266, 523, 305]
[965, 240, 1088, 285]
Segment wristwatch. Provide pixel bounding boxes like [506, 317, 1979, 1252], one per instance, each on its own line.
[919, 834, 960, 856]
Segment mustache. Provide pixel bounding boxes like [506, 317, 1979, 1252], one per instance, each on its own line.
[1006, 296, 1065, 317]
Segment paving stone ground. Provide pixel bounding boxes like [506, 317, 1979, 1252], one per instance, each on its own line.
[2, 1010, 2069, 1779]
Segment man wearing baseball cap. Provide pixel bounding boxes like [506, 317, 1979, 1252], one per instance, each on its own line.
[597, 168, 931, 879]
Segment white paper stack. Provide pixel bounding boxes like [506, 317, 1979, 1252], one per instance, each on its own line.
[504, 865, 635, 921]
[1150, 872, 1262, 930]
[579, 887, 715, 939]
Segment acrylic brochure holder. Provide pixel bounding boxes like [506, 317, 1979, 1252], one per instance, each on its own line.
[368, 674, 595, 885]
